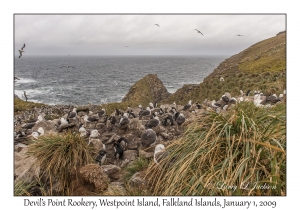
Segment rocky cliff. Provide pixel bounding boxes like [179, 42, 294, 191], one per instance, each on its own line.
[122, 74, 171, 106]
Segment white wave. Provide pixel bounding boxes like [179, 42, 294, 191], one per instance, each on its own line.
[15, 77, 37, 84]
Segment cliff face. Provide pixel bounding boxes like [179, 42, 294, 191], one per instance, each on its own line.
[163, 32, 286, 104]
[122, 74, 171, 106]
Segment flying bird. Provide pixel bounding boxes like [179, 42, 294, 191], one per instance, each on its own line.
[125, 46, 129, 47]
[155, 24, 160, 27]
[18, 44, 25, 58]
[194, 29, 203, 35]
[236, 34, 243, 36]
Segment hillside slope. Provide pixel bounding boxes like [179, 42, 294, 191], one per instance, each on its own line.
[163, 32, 286, 104]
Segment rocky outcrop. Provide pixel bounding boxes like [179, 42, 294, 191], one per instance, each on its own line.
[122, 74, 171, 106]
[14, 147, 39, 183]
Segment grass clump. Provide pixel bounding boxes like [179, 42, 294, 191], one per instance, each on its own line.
[14, 181, 34, 196]
[27, 132, 95, 195]
[124, 157, 150, 180]
[14, 98, 45, 114]
[146, 102, 286, 196]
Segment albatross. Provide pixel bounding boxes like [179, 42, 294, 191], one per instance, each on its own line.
[18, 44, 25, 58]
[194, 29, 203, 35]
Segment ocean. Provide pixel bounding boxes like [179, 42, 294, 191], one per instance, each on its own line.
[14, 55, 227, 105]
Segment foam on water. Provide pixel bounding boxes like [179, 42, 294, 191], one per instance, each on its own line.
[14, 55, 227, 105]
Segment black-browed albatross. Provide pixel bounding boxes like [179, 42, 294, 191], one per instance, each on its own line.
[18, 44, 25, 58]
[194, 29, 203, 35]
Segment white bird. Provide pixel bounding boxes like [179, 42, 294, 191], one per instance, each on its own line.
[88, 129, 100, 145]
[67, 108, 77, 120]
[36, 114, 44, 123]
[183, 100, 192, 110]
[60, 117, 69, 127]
[253, 94, 263, 107]
[154, 144, 165, 165]
[79, 123, 87, 137]
[31, 127, 44, 139]
[18, 43, 25, 58]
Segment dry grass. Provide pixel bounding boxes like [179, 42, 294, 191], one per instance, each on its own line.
[146, 102, 286, 196]
[27, 132, 95, 195]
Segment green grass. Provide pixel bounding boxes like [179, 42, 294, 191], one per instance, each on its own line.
[14, 98, 45, 114]
[124, 157, 150, 180]
[14, 181, 34, 196]
[146, 102, 286, 196]
[27, 132, 96, 195]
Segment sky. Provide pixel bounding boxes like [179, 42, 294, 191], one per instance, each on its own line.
[14, 14, 286, 56]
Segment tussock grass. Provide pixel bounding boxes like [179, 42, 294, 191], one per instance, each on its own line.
[146, 102, 286, 196]
[102, 182, 150, 196]
[14, 181, 34, 196]
[124, 157, 150, 180]
[27, 132, 95, 195]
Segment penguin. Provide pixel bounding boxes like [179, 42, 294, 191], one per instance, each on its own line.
[195, 102, 202, 109]
[95, 150, 107, 166]
[108, 115, 117, 124]
[162, 115, 174, 126]
[159, 108, 165, 115]
[246, 90, 251, 96]
[174, 112, 181, 121]
[114, 142, 124, 160]
[117, 137, 128, 150]
[128, 110, 136, 118]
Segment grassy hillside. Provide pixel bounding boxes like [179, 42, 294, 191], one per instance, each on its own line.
[163, 32, 286, 104]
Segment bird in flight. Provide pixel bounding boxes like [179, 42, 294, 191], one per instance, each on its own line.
[18, 43, 25, 58]
[236, 34, 243, 36]
[155, 24, 160, 27]
[194, 29, 203, 35]
[125, 46, 129, 47]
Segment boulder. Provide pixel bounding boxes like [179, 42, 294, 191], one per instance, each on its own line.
[102, 165, 122, 181]
[14, 147, 39, 183]
[129, 172, 148, 188]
